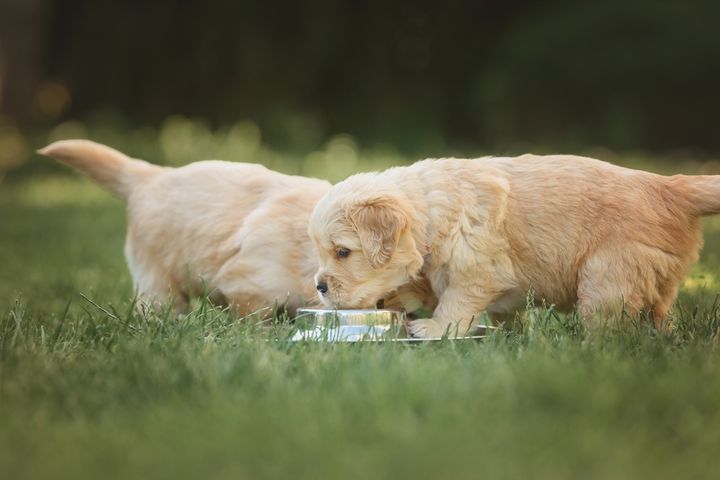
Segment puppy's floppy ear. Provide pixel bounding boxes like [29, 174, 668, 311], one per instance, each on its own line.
[347, 197, 408, 269]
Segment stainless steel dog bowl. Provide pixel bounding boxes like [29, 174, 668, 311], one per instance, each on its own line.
[293, 308, 498, 342]
[293, 308, 404, 341]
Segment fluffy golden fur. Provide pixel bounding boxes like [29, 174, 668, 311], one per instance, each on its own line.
[309, 154, 720, 337]
[40, 140, 434, 316]
[39, 139, 330, 315]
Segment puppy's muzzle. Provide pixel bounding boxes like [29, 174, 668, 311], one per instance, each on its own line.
[316, 281, 328, 295]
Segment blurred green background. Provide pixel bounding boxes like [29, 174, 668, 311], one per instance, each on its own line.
[2, 0, 720, 175]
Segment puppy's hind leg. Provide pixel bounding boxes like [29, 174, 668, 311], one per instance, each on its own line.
[133, 277, 188, 315]
[128, 287, 187, 317]
[575, 245, 662, 328]
[126, 246, 187, 314]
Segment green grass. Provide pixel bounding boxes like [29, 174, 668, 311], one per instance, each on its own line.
[2, 157, 720, 479]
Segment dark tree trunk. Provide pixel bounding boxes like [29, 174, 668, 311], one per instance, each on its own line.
[0, 0, 53, 128]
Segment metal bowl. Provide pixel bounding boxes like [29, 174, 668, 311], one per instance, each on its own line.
[293, 308, 498, 342]
[295, 308, 405, 327]
[293, 308, 404, 341]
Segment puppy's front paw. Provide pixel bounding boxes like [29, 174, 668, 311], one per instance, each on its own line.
[408, 318, 446, 338]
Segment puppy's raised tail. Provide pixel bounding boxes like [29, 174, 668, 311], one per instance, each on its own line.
[38, 139, 165, 198]
[669, 174, 720, 217]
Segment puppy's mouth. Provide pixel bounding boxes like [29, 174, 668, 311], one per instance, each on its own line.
[317, 294, 334, 308]
[321, 292, 380, 310]
[318, 282, 386, 310]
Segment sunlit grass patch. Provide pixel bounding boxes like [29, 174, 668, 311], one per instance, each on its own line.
[683, 265, 719, 294]
[0, 176, 120, 208]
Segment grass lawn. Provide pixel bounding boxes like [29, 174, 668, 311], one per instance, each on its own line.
[2, 160, 720, 479]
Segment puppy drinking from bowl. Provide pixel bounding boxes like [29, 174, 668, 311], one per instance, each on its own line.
[308, 154, 720, 337]
[39, 140, 435, 316]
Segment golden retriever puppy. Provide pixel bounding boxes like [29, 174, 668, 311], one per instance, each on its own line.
[39, 140, 435, 317]
[39, 139, 333, 315]
[309, 154, 720, 337]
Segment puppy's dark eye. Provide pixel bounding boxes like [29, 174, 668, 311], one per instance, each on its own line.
[336, 247, 351, 259]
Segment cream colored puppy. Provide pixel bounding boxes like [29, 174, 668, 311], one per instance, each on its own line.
[40, 140, 434, 316]
[309, 154, 720, 337]
[39, 139, 333, 314]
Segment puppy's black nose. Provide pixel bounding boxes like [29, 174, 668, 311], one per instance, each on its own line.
[316, 281, 328, 294]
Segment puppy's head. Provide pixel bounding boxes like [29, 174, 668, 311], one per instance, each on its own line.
[309, 174, 424, 308]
